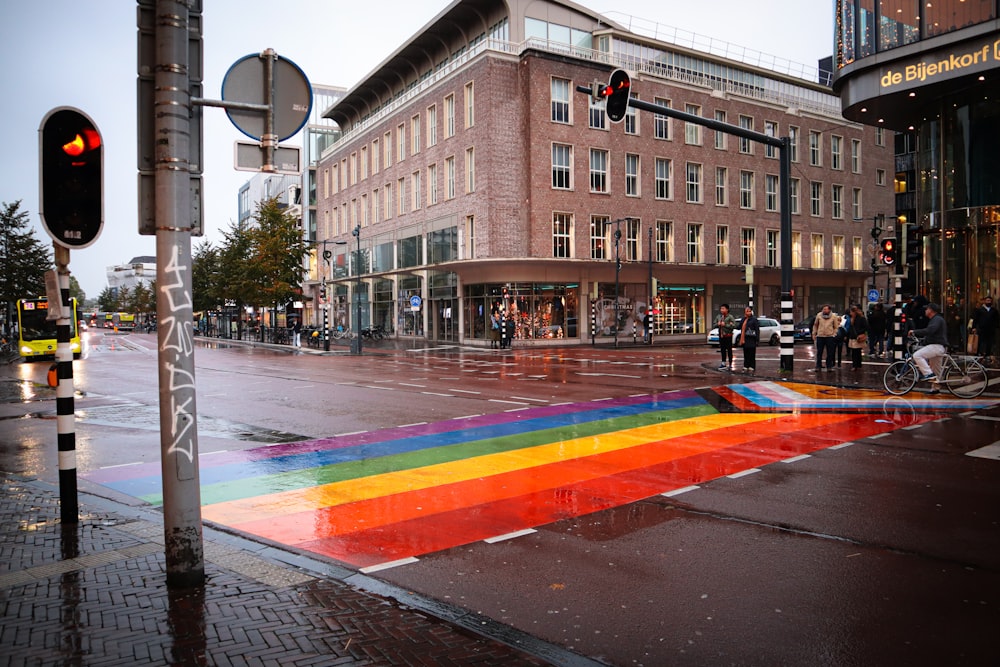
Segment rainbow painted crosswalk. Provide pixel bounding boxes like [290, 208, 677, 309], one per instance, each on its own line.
[84, 382, 992, 568]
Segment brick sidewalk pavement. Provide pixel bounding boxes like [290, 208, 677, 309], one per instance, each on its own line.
[0, 473, 596, 666]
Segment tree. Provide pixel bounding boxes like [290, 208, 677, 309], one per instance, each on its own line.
[0, 200, 53, 330]
[217, 221, 255, 338]
[97, 286, 118, 312]
[192, 240, 221, 313]
[68, 276, 85, 305]
[245, 198, 310, 333]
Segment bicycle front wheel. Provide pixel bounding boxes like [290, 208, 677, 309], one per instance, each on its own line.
[944, 359, 989, 398]
[884, 360, 918, 395]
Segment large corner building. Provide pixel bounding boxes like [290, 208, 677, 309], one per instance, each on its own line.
[314, 0, 895, 346]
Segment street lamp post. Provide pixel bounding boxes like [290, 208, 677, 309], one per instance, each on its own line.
[351, 225, 363, 355]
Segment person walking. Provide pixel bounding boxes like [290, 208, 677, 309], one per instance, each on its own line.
[489, 307, 501, 349]
[739, 306, 759, 374]
[715, 303, 736, 370]
[812, 305, 841, 372]
[846, 304, 869, 370]
[867, 302, 886, 358]
[291, 318, 302, 347]
[972, 295, 1000, 360]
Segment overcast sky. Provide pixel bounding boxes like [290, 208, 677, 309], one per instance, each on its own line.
[1, 1, 832, 298]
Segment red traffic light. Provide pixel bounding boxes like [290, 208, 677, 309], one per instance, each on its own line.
[605, 69, 631, 123]
[880, 237, 897, 265]
[39, 107, 104, 249]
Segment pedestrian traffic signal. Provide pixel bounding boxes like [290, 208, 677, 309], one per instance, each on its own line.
[879, 237, 897, 266]
[39, 107, 103, 249]
[319, 286, 327, 300]
[595, 69, 631, 123]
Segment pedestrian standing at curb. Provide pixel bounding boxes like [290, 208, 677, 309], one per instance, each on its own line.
[812, 305, 840, 372]
[716, 303, 736, 370]
[739, 306, 759, 374]
[972, 295, 999, 360]
[292, 318, 302, 347]
[846, 304, 868, 370]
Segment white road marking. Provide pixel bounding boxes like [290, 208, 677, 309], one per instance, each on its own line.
[484, 528, 537, 543]
[727, 468, 761, 479]
[421, 391, 454, 397]
[830, 442, 855, 449]
[489, 398, 529, 405]
[359, 557, 420, 573]
[781, 454, 812, 464]
[398, 382, 426, 388]
[966, 443, 1000, 460]
[662, 485, 700, 497]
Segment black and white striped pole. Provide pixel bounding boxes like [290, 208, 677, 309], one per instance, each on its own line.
[50, 257, 79, 524]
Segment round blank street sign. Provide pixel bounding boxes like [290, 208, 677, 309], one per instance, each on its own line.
[222, 53, 312, 142]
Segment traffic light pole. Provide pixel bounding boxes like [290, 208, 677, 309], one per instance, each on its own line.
[150, 0, 204, 588]
[52, 246, 78, 524]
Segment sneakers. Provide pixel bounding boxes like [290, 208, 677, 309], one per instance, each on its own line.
[919, 373, 937, 381]
[717, 363, 727, 370]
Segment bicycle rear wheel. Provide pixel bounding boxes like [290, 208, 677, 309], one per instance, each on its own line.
[944, 358, 989, 398]
[883, 360, 918, 395]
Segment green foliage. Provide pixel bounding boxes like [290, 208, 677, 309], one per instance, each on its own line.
[1, 200, 53, 330]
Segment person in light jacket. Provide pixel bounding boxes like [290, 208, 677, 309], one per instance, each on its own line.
[812, 305, 841, 372]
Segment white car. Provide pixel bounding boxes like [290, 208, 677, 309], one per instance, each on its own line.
[707, 317, 781, 346]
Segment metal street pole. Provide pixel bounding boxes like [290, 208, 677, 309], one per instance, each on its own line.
[152, 0, 203, 588]
[352, 225, 363, 354]
[614, 220, 621, 349]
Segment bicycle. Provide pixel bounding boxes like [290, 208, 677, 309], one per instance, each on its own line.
[883, 336, 990, 397]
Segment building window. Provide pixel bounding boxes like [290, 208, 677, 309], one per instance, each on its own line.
[384, 182, 393, 219]
[655, 158, 671, 199]
[831, 135, 843, 170]
[445, 156, 456, 199]
[656, 220, 673, 262]
[330, 165, 338, 196]
[810, 181, 823, 216]
[789, 126, 800, 162]
[764, 121, 778, 159]
[739, 170, 755, 209]
[811, 233, 824, 269]
[792, 231, 802, 268]
[552, 143, 572, 189]
[589, 95, 607, 129]
[624, 96, 638, 134]
[765, 174, 778, 212]
[383, 132, 392, 167]
[553, 212, 572, 258]
[551, 77, 571, 123]
[686, 223, 702, 263]
[716, 225, 729, 264]
[397, 123, 406, 162]
[852, 236, 862, 270]
[831, 184, 844, 219]
[591, 215, 610, 259]
[741, 228, 755, 265]
[411, 171, 421, 211]
[397, 177, 405, 215]
[590, 148, 609, 193]
[349, 152, 357, 185]
[372, 188, 379, 223]
[739, 115, 753, 154]
[685, 104, 701, 145]
[686, 162, 702, 203]
[766, 229, 779, 267]
[714, 110, 727, 150]
[371, 139, 379, 174]
[466, 147, 475, 193]
[466, 215, 476, 259]
[851, 138, 861, 172]
[833, 235, 845, 270]
[875, 127, 885, 146]
[427, 104, 438, 147]
[790, 178, 800, 214]
[625, 153, 639, 197]
[625, 218, 640, 261]
[716, 167, 727, 206]
[876, 168, 887, 186]
[360, 146, 368, 180]
[427, 163, 437, 205]
[654, 97, 670, 140]
[852, 187, 862, 219]
[411, 115, 421, 155]
[809, 130, 822, 166]
[445, 94, 455, 138]
[464, 81, 474, 128]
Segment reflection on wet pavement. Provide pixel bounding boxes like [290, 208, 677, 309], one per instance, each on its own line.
[82, 382, 998, 569]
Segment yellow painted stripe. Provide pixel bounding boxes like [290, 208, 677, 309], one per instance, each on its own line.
[204, 412, 780, 526]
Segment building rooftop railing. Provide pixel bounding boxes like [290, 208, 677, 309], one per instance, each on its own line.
[324, 33, 841, 155]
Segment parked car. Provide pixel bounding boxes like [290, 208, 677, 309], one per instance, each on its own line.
[707, 317, 781, 346]
[794, 318, 813, 343]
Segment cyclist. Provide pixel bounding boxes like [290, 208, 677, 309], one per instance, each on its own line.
[907, 302, 948, 381]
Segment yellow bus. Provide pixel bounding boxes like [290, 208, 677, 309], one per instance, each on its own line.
[16, 297, 81, 359]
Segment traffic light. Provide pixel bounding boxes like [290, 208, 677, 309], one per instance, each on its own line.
[595, 69, 631, 123]
[879, 237, 897, 266]
[319, 286, 327, 300]
[39, 107, 103, 249]
[904, 225, 923, 266]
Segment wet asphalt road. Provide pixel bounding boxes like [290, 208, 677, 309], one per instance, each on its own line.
[2, 332, 998, 666]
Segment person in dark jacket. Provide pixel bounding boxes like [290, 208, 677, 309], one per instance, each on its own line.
[739, 306, 759, 374]
[972, 295, 1000, 359]
[867, 302, 886, 358]
[846, 304, 869, 370]
[908, 302, 948, 381]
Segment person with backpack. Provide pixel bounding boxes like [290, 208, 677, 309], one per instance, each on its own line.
[846, 304, 869, 370]
[715, 303, 736, 371]
[739, 306, 759, 375]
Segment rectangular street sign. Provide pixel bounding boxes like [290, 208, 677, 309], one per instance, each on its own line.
[234, 141, 301, 174]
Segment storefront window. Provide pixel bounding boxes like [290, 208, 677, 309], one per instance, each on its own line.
[465, 283, 579, 341]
